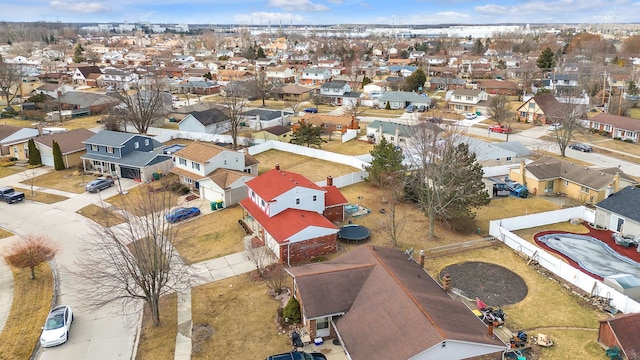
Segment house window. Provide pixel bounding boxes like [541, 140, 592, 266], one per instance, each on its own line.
[261, 199, 265, 207]
[107, 146, 114, 153]
[545, 181, 554, 193]
[91, 144, 98, 151]
[580, 186, 589, 193]
[506, 157, 512, 161]
[250, 190, 255, 198]
[336, 125, 342, 130]
[144, 139, 150, 146]
[454, 95, 461, 100]
[184, 178, 193, 184]
[389, 136, 395, 141]
[313, 195, 317, 201]
[134, 142, 139, 149]
[528, 103, 535, 109]
[179, 158, 187, 166]
[296, 198, 300, 205]
[563, 180, 569, 186]
[455, 105, 464, 110]
[224, 160, 227, 165]
[192, 162, 200, 171]
[466, 96, 473, 101]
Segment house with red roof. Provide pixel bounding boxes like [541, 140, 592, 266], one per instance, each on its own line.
[239, 165, 348, 264]
[587, 113, 640, 143]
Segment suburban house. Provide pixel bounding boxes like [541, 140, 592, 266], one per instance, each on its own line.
[533, 74, 580, 94]
[170, 142, 258, 205]
[0, 125, 40, 157]
[178, 107, 230, 134]
[298, 113, 360, 135]
[99, 68, 138, 89]
[265, 66, 296, 83]
[587, 113, 640, 143]
[252, 125, 293, 142]
[515, 94, 564, 124]
[428, 77, 467, 91]
[57, 92, 119, 116]
[446, 89, 488, 114]
[216, 70, 254, 82]
[34, 83, 74, 99]
[80, 130, 173, 181]
[239, 166, 348, 264]
[464, 138, 532, 167]
[273, 84, 314, 102]
[366, 120, 442, 147]
[377, 91, 432, 110]
[508, 156, 637, 203]
[319, 80, 361, 106]
[477, 79, 519, 96]
[178, 80, 221, 95]
[598, 313, 640, 360]
[241, 109, 293, 130]
[286, 245, 506, 359]
[299, 68, 332, 85]
[72, 65, 102, 85]
[594, 185, 640, 236]
[33, 128, 95, 168]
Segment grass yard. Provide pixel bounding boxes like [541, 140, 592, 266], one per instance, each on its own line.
[76, 203, 128, 227]
[24, 168, 90, 194]
[628, 107, 640, 119]
[135, 294, 177, 360]
[253, 149, 361, 181]
[105, 181, 179, 217]
[423, 246, 608, 360]
[14, 187, 69, 204]
[0, 263, 53, 360]
[0, 166, 23, 178]
[173, 205, 246, 264]
[0, 228, 13, 239]
[190, 275, 290, 360]
[320, 138, 373, 156]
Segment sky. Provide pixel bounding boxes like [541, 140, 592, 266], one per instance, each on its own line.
[1, 0, 639, 25]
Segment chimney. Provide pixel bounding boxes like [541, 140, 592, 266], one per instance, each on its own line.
[326, 175, 333, 186]
[37, 122, 43, 137]
[275, 162, 280, 171]
[614, 172, 620, 192]
[519, 161, 526, 186]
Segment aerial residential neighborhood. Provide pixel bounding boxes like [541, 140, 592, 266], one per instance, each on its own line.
[2, 7, 640, 360]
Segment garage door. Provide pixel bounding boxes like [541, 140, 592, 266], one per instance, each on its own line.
[41, 154, 54, 167]
[120, 166, 140, 180]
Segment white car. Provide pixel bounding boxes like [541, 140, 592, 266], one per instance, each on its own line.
[548, 123, 564, 131]
[464, 113, 478, 120]
[40, 305, 73, 347]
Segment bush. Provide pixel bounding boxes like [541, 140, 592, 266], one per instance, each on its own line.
[450, 217, 479, 234]
[385, 102, 391, 110]
[624, 139, 634, 143]
[613, 137, 622, 141]
[283, 296, 301, 324]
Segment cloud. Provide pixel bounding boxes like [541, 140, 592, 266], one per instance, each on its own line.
[326, 0, 343, 3]
[49, 0, 110, 13]
[268, 0, 329, 11]
[233, 11, 305, 24]
[433, 11, 470, 18]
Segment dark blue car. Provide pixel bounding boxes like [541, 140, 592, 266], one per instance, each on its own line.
[165, 207, 201, 223]
[304, 107, 318, 113]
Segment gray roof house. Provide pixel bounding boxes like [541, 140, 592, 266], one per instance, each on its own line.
[462, 137, 533, 166]
[241, 109, 293, 130]
[178, 107, 230, 134]
[366, 120, 442, 149]
[595, 186, 640, 237]
[80, 130, 172, 182]
[377, 91, 432, 109]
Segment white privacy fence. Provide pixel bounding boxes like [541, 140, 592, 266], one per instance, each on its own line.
[489, 207, 640, 314]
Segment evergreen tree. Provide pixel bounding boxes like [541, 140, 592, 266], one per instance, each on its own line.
[364, 137, 406, 188]
[290, 122, 327, 148]
[73, 44, 85, 63]
[537, 47, 556, 71]
[27, 138, 41, 166]
[256, 46, 266, 59]
[52, 140, 65, 170]
[404, 68, 427, 91]
[362, 76, 372, 87]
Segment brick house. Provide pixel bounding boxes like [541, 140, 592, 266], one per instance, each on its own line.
[297, 113, 360, 135]
[477, 79, 519, 96]
[239, 166, 348, 265]
[515, 94, 563, 124]
[587, 113, 640, 143]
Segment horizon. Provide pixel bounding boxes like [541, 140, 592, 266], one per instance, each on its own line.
[1, 0, 638, 26]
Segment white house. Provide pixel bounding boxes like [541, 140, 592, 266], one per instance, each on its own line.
[178, 108, 230, 134]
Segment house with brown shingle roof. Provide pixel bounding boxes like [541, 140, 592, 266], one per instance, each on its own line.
[286, 245, 506, 359]
[515, 94, 563, 124]
[447, 88, 489, 114]
[33, 128, 95, 168]
[170, 141, 258, 205]
[477, 79, 519, 96]
[588, 113, 640, 143]
[598, 313, 640, 359]
[72, 66, 102, 85]
[508, 156, 637, 204]
[297, 113, 359, 135]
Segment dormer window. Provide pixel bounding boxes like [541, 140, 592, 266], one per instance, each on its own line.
[107, 146, 114, 154]
[313, 195, 317, 202]
[296, 198, 300, 205]
[91, 144, 98, 151]
[134, 142, 139, 149]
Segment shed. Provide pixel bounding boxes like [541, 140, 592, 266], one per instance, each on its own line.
[603, 274, 640, 300]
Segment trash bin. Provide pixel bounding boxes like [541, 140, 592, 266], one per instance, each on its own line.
[217, 200, 224, 209]
[210, 202, 216, 211]
[152, 172, 161, 181]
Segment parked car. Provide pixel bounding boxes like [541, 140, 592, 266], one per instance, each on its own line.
[417, 105, 427, 112]
[464, 113, 477, 120]
[266, 351, 327, 360]
[40, 305, 73, 348]
[488, 125, 512, 134]
[303, 107, 318, 113]
[0, 187, 25, 204]
[405, 105, 415, 113]
[569, 143, 593, 152]
[548, 123, 564, 131]
[85, 177, 115, 192]
[165, 207, 201, 223]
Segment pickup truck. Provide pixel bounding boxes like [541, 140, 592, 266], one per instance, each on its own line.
[0, 187, 25, 204]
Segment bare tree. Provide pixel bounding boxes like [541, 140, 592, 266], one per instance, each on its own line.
[344, 102, 367, 120]
[378, 186, 407, 247]
[244, 240, 272, 277]
[285, 98, 303, 116]
[111, 75, 171, 134]
[548, 97, 588, 157]
[5, 234, 59, 280]
[261, 263, 288, 295]
[221, 82, 249, 149]
[22, 168, 39, 196]
[487, 95, 515, 140]
[0, 56, 28, 106]
[74, 190, 190, 326]
[253, 70, 277, 107]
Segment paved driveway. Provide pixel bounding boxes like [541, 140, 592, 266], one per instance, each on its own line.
[0, 177, 140, 360]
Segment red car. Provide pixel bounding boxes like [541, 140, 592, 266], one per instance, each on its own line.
[488, 125, 512, 134]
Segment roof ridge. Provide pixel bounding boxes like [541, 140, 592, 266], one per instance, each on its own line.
[295, 263, 375, 277]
